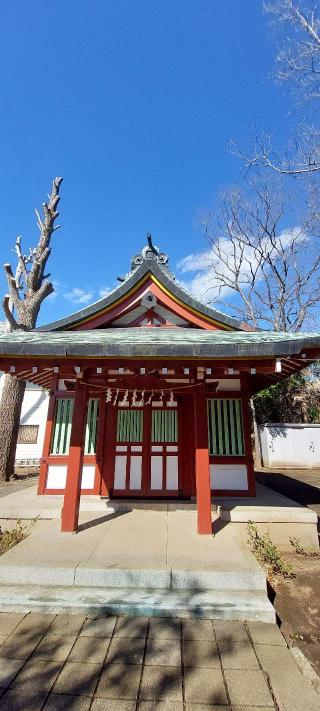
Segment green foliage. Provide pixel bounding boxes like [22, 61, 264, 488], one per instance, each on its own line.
[247, 520, 294, 578]
[0, 519, 33, 555]
[254, 367, 320, 425]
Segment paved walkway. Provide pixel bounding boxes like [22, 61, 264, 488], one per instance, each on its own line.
[0, 612, 318, 710]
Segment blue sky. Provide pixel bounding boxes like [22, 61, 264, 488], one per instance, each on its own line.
[0, 1, 291, 325]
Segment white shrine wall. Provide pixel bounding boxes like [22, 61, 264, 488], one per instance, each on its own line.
[258, 424, 320, 468]
[0, 375, 49, 464]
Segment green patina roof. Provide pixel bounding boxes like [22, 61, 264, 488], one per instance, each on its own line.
[0, 327, 319, 359]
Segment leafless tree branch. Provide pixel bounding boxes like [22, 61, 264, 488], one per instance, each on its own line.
[2, 177, 63, 330]
[234, 2, 320, 176]
[201, 179, 320, 331]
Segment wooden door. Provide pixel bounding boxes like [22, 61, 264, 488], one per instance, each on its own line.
[112, 404, 180, 496]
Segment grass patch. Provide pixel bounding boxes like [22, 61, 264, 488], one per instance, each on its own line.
[247, 520, 294, 578]
[0, 519, 34, 555]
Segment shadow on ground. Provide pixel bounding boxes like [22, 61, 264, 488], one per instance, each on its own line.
[256, 470, 320, 518]
[0, 612, 276, 710]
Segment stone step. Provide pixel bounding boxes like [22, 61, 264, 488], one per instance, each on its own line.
[0, 564, 267, 591]
[0, 497, 217, 520]
[0, 584, 276, 622]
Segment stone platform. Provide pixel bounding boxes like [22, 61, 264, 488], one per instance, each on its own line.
[216, 483, 319, 550]
[0, 482, 317, 549]
[0, 586, 274, 621]
[0, 482, 318, 621]
[0, 506, 275, 622]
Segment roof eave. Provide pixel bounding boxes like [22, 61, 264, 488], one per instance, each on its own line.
[1, 333, 320, 359]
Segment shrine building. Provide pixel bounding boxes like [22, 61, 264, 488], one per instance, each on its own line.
[1, 236, 320, 535]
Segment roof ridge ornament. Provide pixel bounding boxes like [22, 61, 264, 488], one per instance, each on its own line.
[117, 232, 174, 282]
[146, 232, 158, 255]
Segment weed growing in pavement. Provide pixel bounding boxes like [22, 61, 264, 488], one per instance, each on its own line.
[247, 520, 294, 578]
[289, 536, 307, 555]
[289, 536, 320, 557]
[0, 518, 35, 555]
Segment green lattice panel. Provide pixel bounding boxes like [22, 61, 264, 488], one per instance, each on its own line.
[51, 398, 74, 455]
[116, 409, 143, 443]
[152, 409, 178, 443]
[207, 399, 244, 456]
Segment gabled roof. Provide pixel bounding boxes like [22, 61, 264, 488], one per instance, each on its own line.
[38, 239, 249, 332]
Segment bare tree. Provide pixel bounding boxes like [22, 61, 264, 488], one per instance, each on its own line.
[0, 177, 63, 481]
[233, 124, 320, 176]
[235, 1, 320, 175]
[266, 0, 320, 103]
[201, 179, 320, 331]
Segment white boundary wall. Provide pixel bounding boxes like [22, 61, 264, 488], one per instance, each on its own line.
[0, 375, 49, 464]
[259, 423, 320, 468]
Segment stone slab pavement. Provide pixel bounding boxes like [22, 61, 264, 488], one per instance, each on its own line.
[0, 508, 265, 581]
[0, 612, 318, 710]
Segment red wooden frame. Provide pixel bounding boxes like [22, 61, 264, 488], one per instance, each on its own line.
[39, 390, 105, 496]
[39, 381, 255, 502]
[111, 404, 181, 497]
[206, 384, 255, 498]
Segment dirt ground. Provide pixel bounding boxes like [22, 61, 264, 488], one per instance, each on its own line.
[269, 551, 320, 679]
[0, 467, 39, 498]
[254, 467, 320, 680]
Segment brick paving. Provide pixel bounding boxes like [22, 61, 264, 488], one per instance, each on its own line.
[0, 612, 319, 710]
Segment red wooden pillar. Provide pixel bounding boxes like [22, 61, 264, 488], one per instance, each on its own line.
[61, 380, 88, 532]
[194, 385, 212, 535]
[38, 374, 58, 495]
[241, 374, 256, 497]
[94, 394, 107, 495]
[101, 403, 117, 496]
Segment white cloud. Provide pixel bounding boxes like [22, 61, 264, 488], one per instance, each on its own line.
[177, 227, 305, 303]
[178, 271, 220, 303]
[99, 286, 112, 298]
[178, 250, 213, 274]
[63, 287, 94, 304]
[177, 247, 234, 302]
[46, 279, 61, 301]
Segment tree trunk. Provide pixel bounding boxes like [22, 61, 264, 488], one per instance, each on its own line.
[0, 375, 26, 482]
[250, 396, 261, 469]
[0, 177, 63, 483]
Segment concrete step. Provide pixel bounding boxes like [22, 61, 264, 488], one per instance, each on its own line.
[217, 483, 318, 523]
[0, 564, 267, 591]
[0, 584, 276, 622]
[0, 494, 217, 520]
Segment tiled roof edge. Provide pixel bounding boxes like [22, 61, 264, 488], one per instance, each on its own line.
[37, 261, 246, 332]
